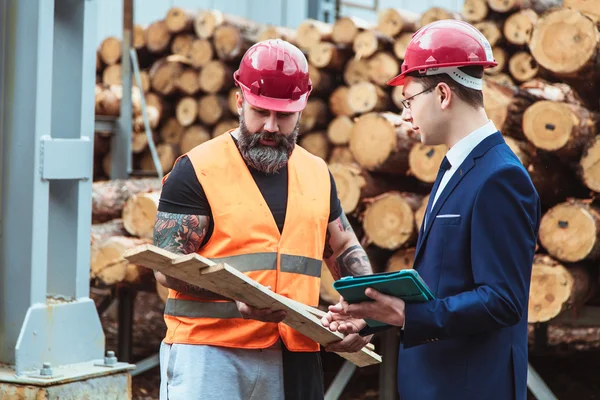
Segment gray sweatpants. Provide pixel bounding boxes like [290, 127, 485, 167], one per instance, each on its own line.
[159, 341, 284, 400]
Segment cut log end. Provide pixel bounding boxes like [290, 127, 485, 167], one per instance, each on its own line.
[580, 136, 600, 193]
[122, 191, 161, 239]
[299, 132, 330, 160]
[353, 30, 386, 60]
[527, 100, 596, 160]
[504, 9, 537, 45]
[327, 116, 354, 146]
[414, 194, 429, 231]
[212, 120, 239, 138]
[180, 125, 211, 154]
[461, 0, 489, 22]
[329, 147, 356, 165]
[333, 16, 370, 45]
[377, 8, 418, 37]
[194, 9, 224, 39]
[165, 7, 194, 33]
[296, 19, 332, 50]
[367, 52, 399, 87]
[309, 42, 347, 70]
[99, 36, 122, 66]
[528, 254, 574, 323]
[408, 144, 448, 184]
[145, 20, 171, 53]
[486, 47, 507, 75]
[199, 60, 233, 94]
[160, 117, 185, 145]
[329, 86, 354, 117]
[509, 52, 539, 82]
[529, 8, 600, 76]
[474, 21, 502, 47]
[350, 113, 400, 171]
[198, 94, 228, 125]
[190, 38, 214, 68]
[393, 33, 414, 60]
[348, 82, 389, 114]
[487, 0, 519, 13]
[539, 201, 600, 263]
[421, 7, 460, 26]
[362, 192, 420, 250]
[214, 25, 249, 62]
[329, 163, 367, 214]
[344, 58, 370, 86]
[386, 248, 416, 272]
[175, 97, 198, 127]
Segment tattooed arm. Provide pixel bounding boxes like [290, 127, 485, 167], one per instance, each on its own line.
[153, 211, 229, 301]
[323, 213, 373, 280]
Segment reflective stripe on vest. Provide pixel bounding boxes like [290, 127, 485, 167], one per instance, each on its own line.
[164, 252, 322, 319]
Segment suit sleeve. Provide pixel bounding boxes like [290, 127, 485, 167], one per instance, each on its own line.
[402, 165, 541, 348]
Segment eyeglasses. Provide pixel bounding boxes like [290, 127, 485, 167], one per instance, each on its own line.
[400, 85, 437, 109]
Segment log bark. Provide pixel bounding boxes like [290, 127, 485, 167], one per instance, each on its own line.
[309, 42, 351, 71]
[462, 0, 489, 22]
[343, 58, 370, 86]
[332, 16, 372, 45]
[145, 20, 171, 54]
[165, 7, 195, 33]
[408, 144, 449, 184]
[367, 52, 400, 86]
[99, 36, 121, 66]
[198, 94, 230, 126]
[519, 78, 585, 105]
[376, 8, 419, 37]
[175, 97, 198, 127]
[386, 247, 416, 272]
[213, 24, 255, 62]
[414, 194, 429, 231]
[348, 82, 390, 114]
[486, 73, 515, 88]
[349, 112, 419, 174]
[529, 8, 600, 80]
[508, 51, 539, 83]
[133, 24, 146, 50]
[329, 163, 393, 214]
[353, 30, 393, 60]
[91, 236, 152, 286]
[194, 9, 224, 38]
[503, 136, 533, 167]
[420, 7, 462, 26]
[90, 219, 128, 249]
[92, 178, 163, 223]
[296, 19, 333, 51]
[522, 100, 597, 160]
[299, 132, 330, 160]
[327, 116, 354, 146]
[95, 84, 120, 116]
[102, 64, 122, 86]
[131, 131, 149, 154]
[361, 191, 423, 250]
[199, 60, 234, 94]
[539, 200, 600, 262]
[487, 0, 561, 14]
[122, 191, 161, 239]
[180, 125, 211, 154]
[504, 9, 538, 45]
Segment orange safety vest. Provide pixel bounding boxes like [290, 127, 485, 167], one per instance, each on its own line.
[162, 131, 331, 352]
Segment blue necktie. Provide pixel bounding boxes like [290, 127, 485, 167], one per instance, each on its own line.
[423, 156, 452, 229]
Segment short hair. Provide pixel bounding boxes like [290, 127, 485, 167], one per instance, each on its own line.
[408, 66, 484, 109]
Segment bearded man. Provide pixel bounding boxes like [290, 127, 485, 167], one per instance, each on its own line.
[153, 39, 374, 400]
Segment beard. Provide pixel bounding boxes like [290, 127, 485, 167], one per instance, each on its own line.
[237, 112, 299, 174]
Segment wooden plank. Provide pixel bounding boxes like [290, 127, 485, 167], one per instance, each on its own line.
[123, 244, 382, 367]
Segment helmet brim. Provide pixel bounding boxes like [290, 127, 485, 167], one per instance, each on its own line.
[240, 86, 310, 113]
[386, 74, 406, 87]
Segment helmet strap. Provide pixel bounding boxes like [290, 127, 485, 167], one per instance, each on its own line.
[423, 67, 483, 90]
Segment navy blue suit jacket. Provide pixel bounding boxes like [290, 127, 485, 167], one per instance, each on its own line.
[368, 132, 541, 400]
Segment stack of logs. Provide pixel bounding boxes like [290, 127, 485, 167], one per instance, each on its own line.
[92, 1, 600, 324]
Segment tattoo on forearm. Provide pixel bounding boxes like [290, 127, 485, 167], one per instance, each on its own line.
[153, 212, 208, 254]
[336, 245, 371, 277]
[153, 212, 228, 300]
[340, 213, 354, 233]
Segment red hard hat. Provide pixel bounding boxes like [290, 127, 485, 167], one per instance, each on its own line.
[387, 20, 497, 89]
[233, 39, 312, 113]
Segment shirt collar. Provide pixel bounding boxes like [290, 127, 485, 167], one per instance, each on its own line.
[446, 120, 498, 169]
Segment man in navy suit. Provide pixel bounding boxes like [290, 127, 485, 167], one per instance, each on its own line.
[322, 20, 541, 400]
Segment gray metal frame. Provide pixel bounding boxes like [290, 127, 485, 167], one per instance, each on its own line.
[0, 0, 132, 381]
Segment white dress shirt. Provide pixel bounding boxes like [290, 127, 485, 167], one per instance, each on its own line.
[427, 120, 498, 225]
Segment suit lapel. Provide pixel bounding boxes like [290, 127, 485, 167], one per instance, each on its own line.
[414, 132, 505, 262]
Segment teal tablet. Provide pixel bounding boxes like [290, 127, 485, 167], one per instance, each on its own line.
[332, 269, 435, 327]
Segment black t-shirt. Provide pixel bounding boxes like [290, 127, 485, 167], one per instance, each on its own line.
[158, 134, 343, 244]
